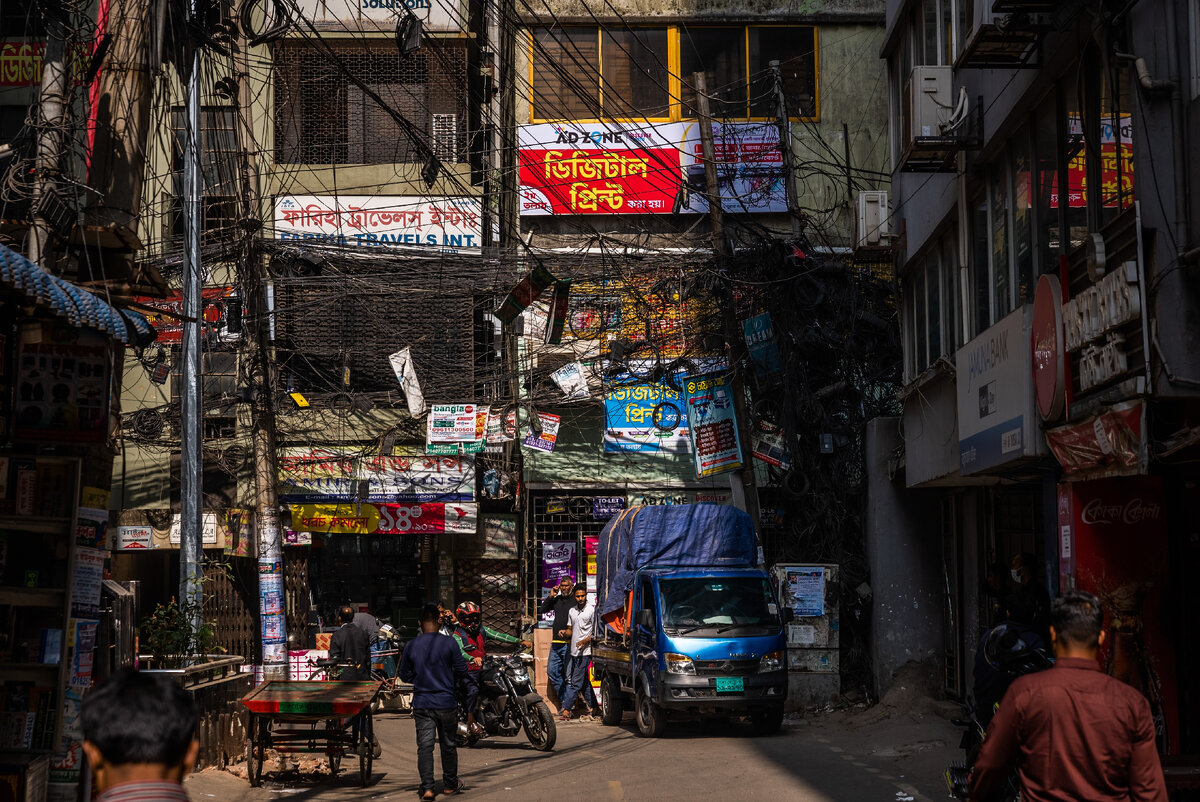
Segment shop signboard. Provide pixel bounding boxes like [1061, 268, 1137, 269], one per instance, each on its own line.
[956, 305, 1043, 474]
[679, 121, 788, 214]
[518, 122, 685, 215]
[591, 496, 625, 519]
[115, 525, 152, 549]
[167, 513, 221, 546]
[0, 39, 90, 88]
[131, 287, 237, 343]
[278, 448, 475, 503]
[290, 0, 466, 31]
[289, 501, 478, 534]
[1057, 476, 1178, 745]
[275, 195, 482, 254]
[626, 489, 731, 507]
[602, 380, 691, 453]
[538, 540, 577, 627]
[682, 374, 743, 478]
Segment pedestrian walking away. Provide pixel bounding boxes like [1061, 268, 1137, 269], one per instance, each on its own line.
[399, 603, 471, 800]
[82, 668, 200, 802]
[969, 589, 1168, 802]
[558, 583, 599, 721]
[329, 604, 372, 681]
[538, 575, 576, 706]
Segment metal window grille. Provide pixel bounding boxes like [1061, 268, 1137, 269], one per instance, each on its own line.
[169, 107, 240, 243]
[274, 41, 469, 165]
[455, 558, 521, 638]
[525, 492, 610, 617]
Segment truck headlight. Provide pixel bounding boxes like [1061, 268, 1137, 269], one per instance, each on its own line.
[759, 650, 784, 672]
[665, 653, 696, 675]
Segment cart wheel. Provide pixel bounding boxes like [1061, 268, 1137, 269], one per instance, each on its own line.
[247, 718, 266, 787]
[326, 720, 342, 775]
[359, 713, 374, 786]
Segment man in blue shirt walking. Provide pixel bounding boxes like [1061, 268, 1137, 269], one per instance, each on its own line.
[399, 604, 470, 800]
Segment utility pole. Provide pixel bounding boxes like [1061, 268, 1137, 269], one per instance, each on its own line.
[179, 17, 204, 639]
[496, 0, 518, 247]
[769, 60, 802, 239]
[26, 35, 67, 266]
[233, 18, 288, 679]
[692, 72, 760, 529]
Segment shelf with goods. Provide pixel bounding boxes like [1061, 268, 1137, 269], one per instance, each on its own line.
[0, 455, 82, 762]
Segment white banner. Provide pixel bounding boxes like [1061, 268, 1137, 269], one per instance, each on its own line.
[275, 195, 482, 254]
[291, 0, 466, 32]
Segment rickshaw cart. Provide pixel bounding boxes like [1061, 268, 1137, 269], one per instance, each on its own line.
[240, 680, 379, 787]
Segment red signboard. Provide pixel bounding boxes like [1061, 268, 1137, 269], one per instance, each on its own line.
[132, 288, 237, 343]
[1031, 274, 1065, 421]
[1057, 477, 1179, 751]
[517, 148, 681, 215]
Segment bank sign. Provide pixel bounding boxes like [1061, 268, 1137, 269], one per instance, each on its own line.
[956, 305, 1043, 474]
[275, 195, 482, 253]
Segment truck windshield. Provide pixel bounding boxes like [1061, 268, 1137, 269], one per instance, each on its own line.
[658, 577, 779, 636]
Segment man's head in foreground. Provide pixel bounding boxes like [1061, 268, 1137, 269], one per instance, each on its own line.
[1050, 589, 1106, 659]
[82, 668, 199, 792]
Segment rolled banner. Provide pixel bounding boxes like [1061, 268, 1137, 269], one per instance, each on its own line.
[495, 262, 557, 324]
[388, 346, 426, 416]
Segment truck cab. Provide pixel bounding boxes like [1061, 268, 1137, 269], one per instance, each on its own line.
[594, 566, 790, 737]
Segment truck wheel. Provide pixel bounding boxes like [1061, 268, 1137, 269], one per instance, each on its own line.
[751, 707, 784, 736]
[635, 686, 666, 738]
[600, 676, 623, 726]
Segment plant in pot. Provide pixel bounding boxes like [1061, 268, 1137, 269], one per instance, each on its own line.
[140, 596, 223, 669]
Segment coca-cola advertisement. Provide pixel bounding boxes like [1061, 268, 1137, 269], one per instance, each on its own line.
[1058, 477, 1179, 751]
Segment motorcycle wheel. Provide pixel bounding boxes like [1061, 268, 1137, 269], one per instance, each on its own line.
[522, 701, 557, 752]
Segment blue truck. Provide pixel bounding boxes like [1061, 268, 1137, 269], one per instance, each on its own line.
[591, 504, 790, 737]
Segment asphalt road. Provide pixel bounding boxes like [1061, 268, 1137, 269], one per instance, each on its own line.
[185, 707, 957, 801]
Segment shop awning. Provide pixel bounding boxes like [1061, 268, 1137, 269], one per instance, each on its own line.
[0, 242, 156, 346]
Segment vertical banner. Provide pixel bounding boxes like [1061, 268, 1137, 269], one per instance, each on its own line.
[539, 540, 577, 626]
[682, 374, 744, 478]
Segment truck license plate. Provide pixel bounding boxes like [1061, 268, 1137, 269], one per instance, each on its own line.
[715, 677, 743, 693]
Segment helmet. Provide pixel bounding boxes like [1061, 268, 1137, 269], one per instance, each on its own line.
[456, 601, 481, 629]
[984, 623, 1051, 676]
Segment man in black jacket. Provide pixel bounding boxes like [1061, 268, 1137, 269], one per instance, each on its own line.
[329, 605, 371, 681]
[538, 576, 576, 705]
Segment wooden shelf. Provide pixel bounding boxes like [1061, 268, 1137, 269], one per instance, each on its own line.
[0, 662, 61, 681]
[0, 516, 72, 534]
[0, 587, 66, 607]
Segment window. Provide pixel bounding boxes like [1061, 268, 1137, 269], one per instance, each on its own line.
[1011, 128, 1033, 304]
[990, 158, 1011, 323]
[904, 234, 960, 380]
[170, 107, 238, 243]
[274, 42, 468, 166]
[529, 25, 818, 121]
[171, 351, 238, 404]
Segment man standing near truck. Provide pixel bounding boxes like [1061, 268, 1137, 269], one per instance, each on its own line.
[539, 576, 576, 706]
[559, 583, 599, 721]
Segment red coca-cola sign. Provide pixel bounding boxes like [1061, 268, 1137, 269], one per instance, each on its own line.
[1079, 495, 1162, 526]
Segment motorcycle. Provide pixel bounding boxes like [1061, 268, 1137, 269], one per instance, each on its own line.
[458, 652, 556, 751]
[945, 623, 1052, 800]
[370, 623, 409, 711]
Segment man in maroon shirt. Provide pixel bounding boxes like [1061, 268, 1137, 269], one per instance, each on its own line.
[969, 589, 1167, 802]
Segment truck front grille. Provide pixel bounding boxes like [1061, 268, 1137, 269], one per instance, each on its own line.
[693, 659, 759, 676]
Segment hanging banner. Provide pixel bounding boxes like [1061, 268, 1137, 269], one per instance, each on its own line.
[742, 312, 783, 384]
[290, 0, 466, 32]
[426, 404, 483, 443]
[1044, 400, 1145, 480]
[278, 448, 475, 503]
[518, 122, 685, 215]
[388, 347, 427, 417]
[683, 374, 744, 478]
[602, 381, 691, 454]
[522, 412, 561, 452]
[289, 501, 478, 535]
[131, 287, 237, 343]
[539, 540, 578, 626]
[275, 195, 482, 254]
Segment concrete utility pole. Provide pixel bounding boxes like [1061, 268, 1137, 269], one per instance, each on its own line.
[692, 72, 761, 530]
[769, 60, 802, 239]
[26, 35, 67, 266]
[497, 0, 518, 246]
[233, 16, 288, 679]
[179, 17, 205, 641]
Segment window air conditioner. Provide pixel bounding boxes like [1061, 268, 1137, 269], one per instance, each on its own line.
[856, 191, 890, 248]
[904, 65, 952, 142]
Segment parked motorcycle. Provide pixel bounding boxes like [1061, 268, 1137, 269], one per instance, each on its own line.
[458, 652, 556, 751]
[370, 623, 408, 712]
[945, 623, 1052, 800]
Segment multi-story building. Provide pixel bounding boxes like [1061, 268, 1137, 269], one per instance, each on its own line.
[876, 0, 1198, 752]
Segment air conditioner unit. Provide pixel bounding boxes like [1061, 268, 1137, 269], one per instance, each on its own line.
[904, 65, 952, 141]
[432, 113, 458, 163]
[856, 191, 890, 248]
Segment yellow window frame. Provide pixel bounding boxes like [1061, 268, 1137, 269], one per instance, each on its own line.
[527, 24, 820, 124]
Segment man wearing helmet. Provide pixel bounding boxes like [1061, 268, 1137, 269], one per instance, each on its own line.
[451, 600, 521, 735]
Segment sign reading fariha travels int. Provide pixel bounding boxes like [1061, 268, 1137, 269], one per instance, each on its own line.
[290, 0, 466, 32]
[275, 195, 482, 254]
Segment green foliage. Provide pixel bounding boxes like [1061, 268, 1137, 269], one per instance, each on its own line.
[140, 560, 231, 666]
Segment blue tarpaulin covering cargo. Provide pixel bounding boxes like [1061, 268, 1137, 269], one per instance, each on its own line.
[596, 503, 758, 632]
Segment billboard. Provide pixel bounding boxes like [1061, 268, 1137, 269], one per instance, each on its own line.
[278, 448, 475, 503]
[275, 195, 482, 254]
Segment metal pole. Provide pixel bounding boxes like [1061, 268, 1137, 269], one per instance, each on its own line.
[769, 60, 802, 239]
[179, 44, 204, 643]
[233, 22, 288, 679]
[497, 0, 517, 247]
[26, 35, 67, 266]
[693, 72, 760, 529]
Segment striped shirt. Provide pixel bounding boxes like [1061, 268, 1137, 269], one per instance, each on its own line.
[97, 781, 191, 802]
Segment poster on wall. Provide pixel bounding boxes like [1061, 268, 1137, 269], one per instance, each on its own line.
[522, 412, 561, 452]
[278, 448, 475, 503]
[603, 379, 691, 453]
[275, 195, 482, 254]
[678, 121, 788, 214]
[538, 540, 577, 627]
[682, 374, 743, 478]
[13, 322, 109, 442]
[482, 515, 518, 559]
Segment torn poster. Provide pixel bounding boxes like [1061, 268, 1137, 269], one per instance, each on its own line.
[388, 347, 426, 416]
[495, 263, 557, 324]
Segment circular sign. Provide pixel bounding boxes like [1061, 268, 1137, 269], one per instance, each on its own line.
[1032, 274, 1065, 421]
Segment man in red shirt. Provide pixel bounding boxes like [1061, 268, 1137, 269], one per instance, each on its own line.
[969, 589, 1167, 802]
